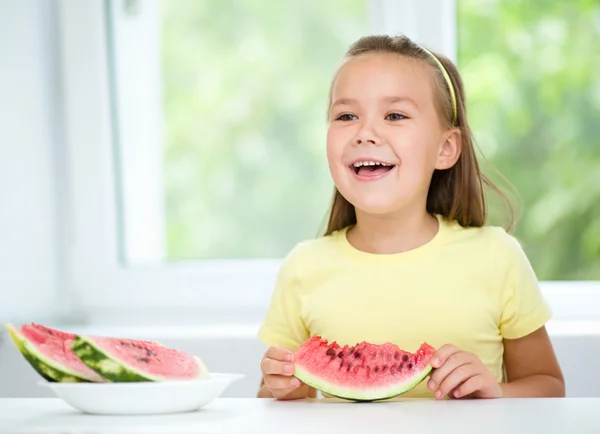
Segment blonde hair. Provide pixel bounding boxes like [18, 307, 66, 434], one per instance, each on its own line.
[323, 34, 517, 236]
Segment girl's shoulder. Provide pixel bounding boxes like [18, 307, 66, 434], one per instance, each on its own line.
[275, 228, 354, 286]
[283, 229, 348, 264]
[443, 216, 521, 246]
[442, 217, 531, 268]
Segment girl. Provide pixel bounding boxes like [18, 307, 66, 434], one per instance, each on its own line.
[257, 34, 565, 400]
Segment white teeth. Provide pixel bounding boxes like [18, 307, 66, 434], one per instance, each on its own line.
[352, 161, 393, 168]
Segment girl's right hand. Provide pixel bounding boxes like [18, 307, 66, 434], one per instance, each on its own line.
[261, 346, 303, 400]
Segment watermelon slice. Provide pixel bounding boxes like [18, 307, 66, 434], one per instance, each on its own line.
[4, 323, 105, 382]
[71, 335, 209, 382]
[293, 336, 436, 401]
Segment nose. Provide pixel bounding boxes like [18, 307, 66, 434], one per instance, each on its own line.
[353, 120, 381, 146]
[355, 138, 377, 145]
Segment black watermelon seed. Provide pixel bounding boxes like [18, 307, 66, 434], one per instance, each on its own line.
[408, 363, 413, 369]
[374, 367, 380, 373]
[402, 355, 409, 362]
[398, 364, 403, 370]
[326, 349, 335, 357]
[382, 365, 388, 372]
[338, 352, 344, 358]
[354, 352, 361, 359]
[350, 349, 355, 355]
[347, 364, 352, 371]
[394, 352, 400, 360]
[139, 357, 149, 363]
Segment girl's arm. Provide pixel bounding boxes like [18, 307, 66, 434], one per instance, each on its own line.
[501, 325, 565, 397]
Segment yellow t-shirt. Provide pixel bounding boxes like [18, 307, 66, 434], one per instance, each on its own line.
[257, 214, 552, 399]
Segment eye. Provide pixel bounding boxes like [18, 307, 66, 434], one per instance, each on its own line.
[385, 112, 406, 121]
[335, 113, 358, 121]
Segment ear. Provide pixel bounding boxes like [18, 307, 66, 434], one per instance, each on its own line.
[435, 127, 462, 170]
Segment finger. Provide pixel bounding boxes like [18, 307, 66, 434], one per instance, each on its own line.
[265, 346, 295, 362]
[452, 375, 482, 399]
[264, 374, 301, 391]
[435, 364, 475, 399]
[428, 352, 473, 389]
[430, 344, 460, 369]
[261, 357, 295, 376]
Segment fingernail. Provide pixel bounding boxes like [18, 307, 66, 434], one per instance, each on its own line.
[432, 357, 440, 367]
[435, 391, 442, 399]
[285, 364, 293, 373]
[291, 378, 300, 387]
[428, 380, 435, 390]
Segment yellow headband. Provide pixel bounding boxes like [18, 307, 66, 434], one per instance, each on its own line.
[421, 47, 458, 126]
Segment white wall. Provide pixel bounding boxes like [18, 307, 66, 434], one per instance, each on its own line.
[0, 0, 63, 325]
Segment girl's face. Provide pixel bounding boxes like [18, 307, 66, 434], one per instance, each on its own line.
[326, 52, 460, 217]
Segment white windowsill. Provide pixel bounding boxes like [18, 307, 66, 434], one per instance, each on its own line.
[69, 280, 600, 324]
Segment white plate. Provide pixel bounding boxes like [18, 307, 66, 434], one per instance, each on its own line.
[39, 373, 245, 415]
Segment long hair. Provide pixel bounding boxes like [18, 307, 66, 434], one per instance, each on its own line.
[323, 34, 518, 236]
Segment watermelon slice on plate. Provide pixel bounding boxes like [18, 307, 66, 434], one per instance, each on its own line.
[4, 323, 105, 383]
[71, 335, 208, 382]
[293, 336, 436, 401]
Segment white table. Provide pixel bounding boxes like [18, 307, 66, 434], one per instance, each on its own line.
[1, 397, 599, 434]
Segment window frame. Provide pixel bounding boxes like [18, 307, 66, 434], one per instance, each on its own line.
[57, 0, 600, 324]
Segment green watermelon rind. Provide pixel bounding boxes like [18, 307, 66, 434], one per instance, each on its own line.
[71, 335, 208, 382]
[21, 342, 85, 383]
[293, 363, 433, 402]
[4, 323, 91, 383]
[5, 323, 26, 353]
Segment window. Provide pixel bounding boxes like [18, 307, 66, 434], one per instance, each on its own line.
[457, 0, 600, 280]
[108, 0, 370, 263]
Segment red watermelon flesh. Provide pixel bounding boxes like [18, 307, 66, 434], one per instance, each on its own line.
[92, 336, 204, 379]
[12, 323, 105, 382]
[294, 336, 436, 401]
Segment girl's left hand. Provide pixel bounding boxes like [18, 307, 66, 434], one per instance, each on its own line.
[427, 344, 503, 399]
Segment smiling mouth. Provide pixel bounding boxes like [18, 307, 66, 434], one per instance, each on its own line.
[350, 161, 396, 177]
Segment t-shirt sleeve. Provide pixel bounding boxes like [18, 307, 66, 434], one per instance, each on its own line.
[257, 248, 309, 351]
[498, 233, 552, 339]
